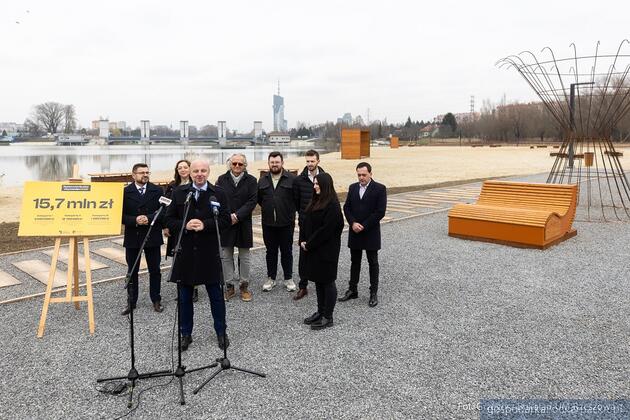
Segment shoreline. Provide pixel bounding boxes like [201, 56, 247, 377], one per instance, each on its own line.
[3, 145, 629, 225]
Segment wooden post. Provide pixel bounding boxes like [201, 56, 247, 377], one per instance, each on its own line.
[36, 165, 95, 337]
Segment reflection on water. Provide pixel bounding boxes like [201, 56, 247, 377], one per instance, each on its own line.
[0, 144, 335, 187]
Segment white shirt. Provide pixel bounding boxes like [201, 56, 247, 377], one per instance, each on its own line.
[135, 183, 146, 195]
[359, 181, 371, 199]
[308, 168, 319, 183]
[193, 182, 207, 200]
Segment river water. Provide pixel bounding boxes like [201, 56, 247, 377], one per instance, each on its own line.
[0, 143, 332, 187]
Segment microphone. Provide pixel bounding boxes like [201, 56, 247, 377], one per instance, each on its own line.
[209, 195, 220, 216]
[185, 186, 195, 204]
[158, 196, 172, 207]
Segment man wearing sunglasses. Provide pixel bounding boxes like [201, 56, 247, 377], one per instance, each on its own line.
[216, 153, 258, 302]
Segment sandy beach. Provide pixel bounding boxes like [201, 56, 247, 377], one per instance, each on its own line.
[2, 145, 628, 224]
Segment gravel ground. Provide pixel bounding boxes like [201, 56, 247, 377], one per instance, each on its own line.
[1, 175, 630, 419]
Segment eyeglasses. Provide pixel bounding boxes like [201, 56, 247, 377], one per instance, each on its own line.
[134, 171, 150, 175]
[231, 162, 244, 167]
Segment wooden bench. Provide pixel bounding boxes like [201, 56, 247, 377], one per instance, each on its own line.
[448, 180, 578, 249]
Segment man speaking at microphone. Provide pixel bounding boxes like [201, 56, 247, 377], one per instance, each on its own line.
[165, 159, 231, 351]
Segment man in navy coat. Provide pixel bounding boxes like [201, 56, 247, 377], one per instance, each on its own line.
[339, 162, 387, 307]
[121, 163, 164, 315]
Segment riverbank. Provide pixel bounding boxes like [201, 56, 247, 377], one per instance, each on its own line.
[5, 145, 627, 226]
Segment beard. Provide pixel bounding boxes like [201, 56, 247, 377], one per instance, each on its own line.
[270, 166, 282, 174]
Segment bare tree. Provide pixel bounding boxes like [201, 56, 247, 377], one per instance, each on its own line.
[32, 102, 66, 134]
[63, 104, 77, 133]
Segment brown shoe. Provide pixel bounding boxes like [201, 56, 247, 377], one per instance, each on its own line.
[240, 282, 252, 302]
[224, 284, 236, 301]
[293, 288, 308, 301]
[153, 301, 164, 313]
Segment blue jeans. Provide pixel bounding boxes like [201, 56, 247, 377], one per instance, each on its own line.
[179, 283, 226, 337]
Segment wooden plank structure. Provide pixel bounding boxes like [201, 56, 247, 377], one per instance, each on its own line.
[341, 129, 370, 159]
[390, 136, 399, 149]
[448, 180, 578, 249]
[37, 165, 95, 337]
[89, 172, 169, 191]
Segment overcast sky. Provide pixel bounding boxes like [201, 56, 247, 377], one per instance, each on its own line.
[2, 0, 629, 131]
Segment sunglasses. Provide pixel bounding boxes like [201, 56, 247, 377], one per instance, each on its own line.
[232, 162, 244, 167]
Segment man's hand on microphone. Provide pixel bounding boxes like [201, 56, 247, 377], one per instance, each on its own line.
[352, 222, 364, 233]
[186, 218, 204, 231]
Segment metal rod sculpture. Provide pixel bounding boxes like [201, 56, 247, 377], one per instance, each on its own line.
[498, 41, 630, 220]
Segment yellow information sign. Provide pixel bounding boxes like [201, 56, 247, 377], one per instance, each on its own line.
[18, 181, 124, 237]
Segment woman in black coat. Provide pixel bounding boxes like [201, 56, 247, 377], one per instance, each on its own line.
[299, 173, 344, 330]
[164, 159, 191, 257]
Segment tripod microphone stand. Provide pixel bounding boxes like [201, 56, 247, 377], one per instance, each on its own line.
[147, 189, 218, 405]
[193, 197, 266, 395]
[97, 203, 171, 408]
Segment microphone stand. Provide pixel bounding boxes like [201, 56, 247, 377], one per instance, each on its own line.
[147, 190, 218, 405]
[193, 201, 266, 395]
[97, 204, 171, 408]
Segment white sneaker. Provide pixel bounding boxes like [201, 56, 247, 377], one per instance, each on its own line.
[284, 279, 297, 292]
[262, 278, 276, 291]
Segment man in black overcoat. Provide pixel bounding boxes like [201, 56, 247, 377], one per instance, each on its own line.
[121, 163, 164, 315]
[165, 159, 231, 351]
[339, 162, 387, 307]
[216, 153, 257, 302]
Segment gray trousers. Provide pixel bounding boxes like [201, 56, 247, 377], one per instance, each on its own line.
[221, 247, 251, 286]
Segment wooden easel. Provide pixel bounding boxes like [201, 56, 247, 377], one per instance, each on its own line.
[37, 165, 95, 338]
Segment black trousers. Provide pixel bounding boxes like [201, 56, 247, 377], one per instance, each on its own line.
[125, 246, 162, 306]
[298, 248, 308, 289]
[349, 249, 379, 294]
[315, 281, 337, 319]
[262, 225, 294, 280]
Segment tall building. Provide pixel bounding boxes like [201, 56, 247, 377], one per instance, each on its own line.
[273, 81, 288, 132]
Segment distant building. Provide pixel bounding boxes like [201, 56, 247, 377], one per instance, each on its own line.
[337, 113, 353, 125]
[0, 122, 23, 134]
[420, 124, 440, 138]
[273, 82, 288, 132]
[433, 112, 479, 124]
[268, 131, 290, 144]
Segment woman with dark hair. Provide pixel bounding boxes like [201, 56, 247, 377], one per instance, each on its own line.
[164, 159, 191, 198]
[163, 159, 197, 300]
[299, 172, 344, 330]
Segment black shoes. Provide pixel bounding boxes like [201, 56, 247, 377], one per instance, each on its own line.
[181, 335, 193, 351]
[217, 334, 230, 350]
[303, 312, 322, 325]
[368, 293, 378, 307]
[120, 305, 136, 316]
[311, 317, 333, 330]
[338, 290, 358, 302]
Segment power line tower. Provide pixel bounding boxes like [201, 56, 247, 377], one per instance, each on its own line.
[469, 95, 475, 114]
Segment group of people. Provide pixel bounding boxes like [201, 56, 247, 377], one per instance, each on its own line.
[121, 150, 387, 351]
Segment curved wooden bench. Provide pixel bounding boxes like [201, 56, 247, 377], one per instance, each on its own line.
[448, 180, 578, 249]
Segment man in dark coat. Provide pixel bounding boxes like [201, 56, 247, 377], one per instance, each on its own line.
[216, 153, 257, 302]
[121, 163, 164, 315]
[292, 149, 325, 301]
[339, 162, 387, 307]
[164, 159, 231, 351]
[257, 151, 297, 294]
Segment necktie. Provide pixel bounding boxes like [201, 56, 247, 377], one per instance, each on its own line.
[139, 187, 145, 195]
